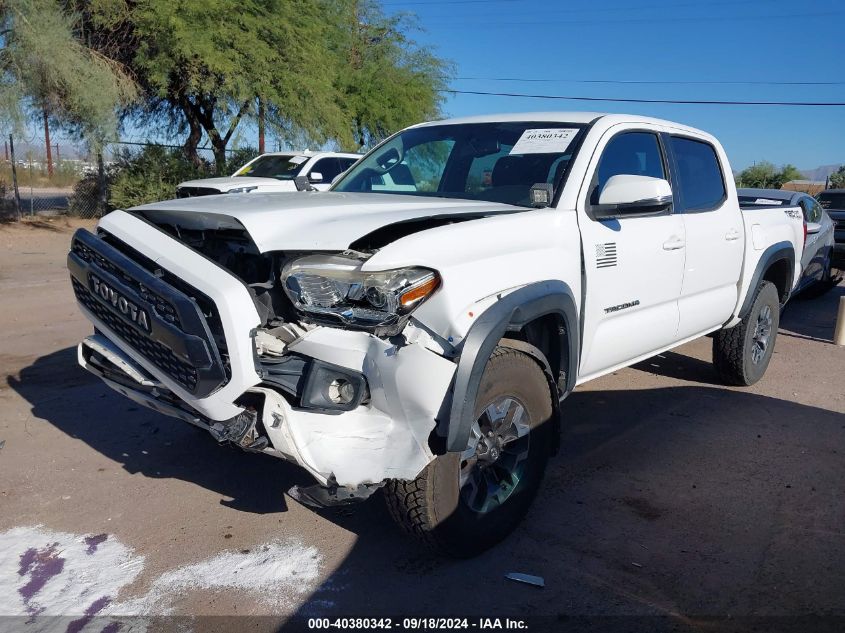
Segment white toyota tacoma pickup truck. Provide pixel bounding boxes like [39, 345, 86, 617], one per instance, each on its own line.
[68, 113, 805, 556]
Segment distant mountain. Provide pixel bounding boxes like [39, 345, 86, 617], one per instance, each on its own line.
[800, 164, 842, 181]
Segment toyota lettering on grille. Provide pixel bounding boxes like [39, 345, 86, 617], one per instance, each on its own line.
[89, 274, 151, 332]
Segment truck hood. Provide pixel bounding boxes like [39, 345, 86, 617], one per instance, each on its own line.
[176, 176, 297, 192]
[132, 192, 526, 252]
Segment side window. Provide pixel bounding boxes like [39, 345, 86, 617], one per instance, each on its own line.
[310, 158, 342, 183]
[799, 198, 815, 222]
[403, 140, 455, 192]
[338, 158, 357, 172]
[668, 136, 726, 211]
[594, 131, 665, 201]
[811, 200, 824, 223]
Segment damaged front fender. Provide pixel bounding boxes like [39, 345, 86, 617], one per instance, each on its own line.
[263, 328, 456, 487]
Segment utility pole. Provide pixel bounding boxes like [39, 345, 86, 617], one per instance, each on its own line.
[9, 135, 21, 220]
[3, 139, 7, 161]
[97, 151, 106, 216]
[257, 96, 265, 154]
[44, 108, 53, 177]
[55, 143, 60, 165]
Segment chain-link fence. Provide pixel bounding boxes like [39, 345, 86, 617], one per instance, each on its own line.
[1, 136, 228, 221]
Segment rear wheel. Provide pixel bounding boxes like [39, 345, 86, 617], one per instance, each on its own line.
[713, 281, 780, 386]
[384, 346, 554, 558]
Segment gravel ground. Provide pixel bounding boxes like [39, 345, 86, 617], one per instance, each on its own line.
[0, 218, 842, 632]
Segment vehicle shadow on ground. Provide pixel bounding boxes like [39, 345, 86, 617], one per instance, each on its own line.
[781, 281, 844, 343]
[633, 279, 845, 382]
[6, 347, 313, 514]
[632, 350, 721, 385]
[277, 382, 845, 630]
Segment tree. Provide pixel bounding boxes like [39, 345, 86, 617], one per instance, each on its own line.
[81, 0, 350, 172]
[0, 0, 136, 145]
[329, 0, 452, 151]
[829, 165, 845, 189]
[775, 164, 803, 188]
[736, 161, 805, 189]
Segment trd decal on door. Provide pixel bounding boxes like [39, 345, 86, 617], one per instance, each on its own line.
[596, 242, 618, 268]
[604, 299, 640, 314]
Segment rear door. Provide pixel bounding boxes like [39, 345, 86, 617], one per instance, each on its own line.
[668, 135, 743, 339]
[576, 126, 686, 380]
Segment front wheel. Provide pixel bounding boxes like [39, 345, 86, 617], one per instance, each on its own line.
[384, 346, 554, 558]
[713, 281, 780, 386]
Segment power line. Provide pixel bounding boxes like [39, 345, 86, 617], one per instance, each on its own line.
[423, 10, 844, 26]
[454, 76, 845, 86]
[408, 0, 779, 17]
[445, 89, 845, 107]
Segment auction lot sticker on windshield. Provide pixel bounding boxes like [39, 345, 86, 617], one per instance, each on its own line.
[510, 128, 579, 155]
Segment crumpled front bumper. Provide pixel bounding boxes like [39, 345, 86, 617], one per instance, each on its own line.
[71, 210, 457, 489]
[79, 325, 456, 488]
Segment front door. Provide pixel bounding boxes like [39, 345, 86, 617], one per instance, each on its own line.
[577, 127, 686, 381]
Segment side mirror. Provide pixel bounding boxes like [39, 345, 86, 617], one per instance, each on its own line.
[595, 175, 673, 219]
[308, 172, 323, 184]
[806, 221, 821, 235]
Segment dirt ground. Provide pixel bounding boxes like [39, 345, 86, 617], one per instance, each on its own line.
[0, 218, 843, 632]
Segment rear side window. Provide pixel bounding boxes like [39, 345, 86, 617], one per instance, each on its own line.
[668, 136, 726, 211]
[798, 197, 824, 223]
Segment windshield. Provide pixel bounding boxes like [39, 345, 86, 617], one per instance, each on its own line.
[235, 154, 306, 180]
[817, 192, 845, 210]
[332, 121, 587, 207]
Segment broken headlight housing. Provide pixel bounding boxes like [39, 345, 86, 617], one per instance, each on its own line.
[281, 253, 440, 335]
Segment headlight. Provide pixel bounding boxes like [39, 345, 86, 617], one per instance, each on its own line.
[281, 253, 440, 334]
[227, 186, 258, 194]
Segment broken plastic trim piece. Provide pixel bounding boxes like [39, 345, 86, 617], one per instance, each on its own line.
[286, 482, 381, 508]
[209, 408, 268, 451]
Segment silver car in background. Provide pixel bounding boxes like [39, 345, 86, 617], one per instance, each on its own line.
[738, 188, 836, 294]
[816, 189, 845, 267]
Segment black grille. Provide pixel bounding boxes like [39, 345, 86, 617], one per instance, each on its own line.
[176, 186, 223, 198]
[68, 229, 227, 397]
[72, 240, 182, 329]
[72, 278, 198, 391]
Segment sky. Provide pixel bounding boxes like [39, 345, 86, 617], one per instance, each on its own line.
[382, 0, 845, 172]
[16, 0, 844, 173]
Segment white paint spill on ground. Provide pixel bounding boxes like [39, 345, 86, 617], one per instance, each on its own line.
[0, 525, 324, 624]
[0, 525, 144, 618]
[110, 540, 323, 615]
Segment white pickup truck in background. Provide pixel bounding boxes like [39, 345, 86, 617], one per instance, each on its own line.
[175, 150, 360, 197]
[68, 112, 804, 557]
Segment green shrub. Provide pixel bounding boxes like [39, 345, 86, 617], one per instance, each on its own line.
[67, 144, 261, 216]
[109, 145, 211, 209]
[226, 147, 260, 174]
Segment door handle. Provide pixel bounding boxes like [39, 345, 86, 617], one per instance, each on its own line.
[725, 229, 741, 241]
[662, 237, 686, 250]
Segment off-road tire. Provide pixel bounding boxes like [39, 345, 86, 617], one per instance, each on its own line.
[384, 346, 554, 558]
[713, 281, 780, 386]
